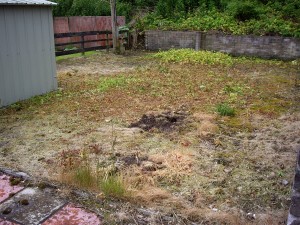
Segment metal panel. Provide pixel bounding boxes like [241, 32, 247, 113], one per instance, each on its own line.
[0, 0, 56, 6]
[0, 5, 57, 107]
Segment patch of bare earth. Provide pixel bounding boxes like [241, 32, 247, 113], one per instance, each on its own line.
[0, 51, 299, 224]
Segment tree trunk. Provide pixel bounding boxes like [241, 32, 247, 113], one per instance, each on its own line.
[110, 0, 120, 54]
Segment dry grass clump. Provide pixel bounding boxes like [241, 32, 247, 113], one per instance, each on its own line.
[57, 148, 129, 199]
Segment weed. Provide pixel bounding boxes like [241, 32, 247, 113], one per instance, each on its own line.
[216, 103, 235, 116]
[74, 165, 95, 188]
[100, 174, 127, 199]
[223, 84, 244, 95]
[98, 75, 137, 92]
[153, 49, 235, 66]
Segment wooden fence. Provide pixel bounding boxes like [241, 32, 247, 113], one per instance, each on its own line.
[54, 30, 129, 56]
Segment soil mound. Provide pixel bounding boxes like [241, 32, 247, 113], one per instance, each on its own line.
[129, 109, 188, 132]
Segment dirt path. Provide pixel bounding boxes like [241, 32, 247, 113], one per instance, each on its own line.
[56, 51, 147, 76]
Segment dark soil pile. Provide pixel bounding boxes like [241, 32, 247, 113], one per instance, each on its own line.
[129, 109, 189, 132]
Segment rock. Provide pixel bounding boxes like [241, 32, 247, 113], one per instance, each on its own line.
[269, 172, 276, 179]
[282, 179, 289, 186]
[246, 213, 256, 220]
[224, 168, 232, 173]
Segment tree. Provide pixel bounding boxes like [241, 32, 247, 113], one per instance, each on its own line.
[110, 0, 120, 53]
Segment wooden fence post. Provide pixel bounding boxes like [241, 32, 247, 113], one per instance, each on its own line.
[127, 30, 130, 49]
[81, 34, 85, 55]
[106, 32, 109, 52]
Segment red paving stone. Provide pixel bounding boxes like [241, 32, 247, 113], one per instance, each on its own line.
[0, 218, 19, 225]
[0, 175, 23, 203]
[42, 204, 102, 225]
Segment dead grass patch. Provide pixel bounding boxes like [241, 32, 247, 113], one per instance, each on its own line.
[1, 51, 299, 224]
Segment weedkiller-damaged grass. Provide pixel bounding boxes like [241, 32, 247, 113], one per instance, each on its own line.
[0, 51, 299, 224]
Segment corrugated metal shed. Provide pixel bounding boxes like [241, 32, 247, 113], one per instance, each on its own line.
[0, 0, 56, 6]
[0, 0, 57, 107]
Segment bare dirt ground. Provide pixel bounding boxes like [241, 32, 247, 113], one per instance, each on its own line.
[0, 51, 300, 224]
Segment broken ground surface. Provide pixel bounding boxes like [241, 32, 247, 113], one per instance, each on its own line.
[0, 173, 102, 225]
[0, 51, 300, 224]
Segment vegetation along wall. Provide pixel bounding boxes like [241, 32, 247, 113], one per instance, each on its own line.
[145, 31, 300, 60]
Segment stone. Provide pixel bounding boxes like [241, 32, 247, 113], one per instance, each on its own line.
[0, 174, 24, 203]
[0, 187, 65, 225]
[282, 180, 289, 186]
[0, 218, 19, 225]
[42, 204, 102, 225]
[268, 172, 276, 179]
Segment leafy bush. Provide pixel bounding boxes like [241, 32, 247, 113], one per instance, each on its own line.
[226, 1, 260, 21]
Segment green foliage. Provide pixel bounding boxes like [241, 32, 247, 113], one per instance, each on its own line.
[52, 0, 299, 37]
[139, 9, 299, 37]
[152, 49, 235, 66]
[74, 165, 94, 188]
[53, 0, 110, 16]
[100, 175, 127, 198]
[156, 0, 185, 19]
[216, 103, 235, 116]
[227, 1, 260, 21]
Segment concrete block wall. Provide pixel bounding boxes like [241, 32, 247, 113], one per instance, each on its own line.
[145, 30, 300, 60]
[145, 30, 196, 50]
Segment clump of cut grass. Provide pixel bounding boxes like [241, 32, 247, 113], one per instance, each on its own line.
[216, 103, 235, 116]
[152, 49, 235, 66]
[98, 75, 137, 92]
[100, 174, 127, 199]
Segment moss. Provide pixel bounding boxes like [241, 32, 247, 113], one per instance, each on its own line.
[9, 177, 22, 186]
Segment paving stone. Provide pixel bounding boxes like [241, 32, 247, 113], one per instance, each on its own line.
[0, 187, 65, 225]
[0, 218, 19, 225]
[0, 175, 23, 203]
[42, 204, 102, 225]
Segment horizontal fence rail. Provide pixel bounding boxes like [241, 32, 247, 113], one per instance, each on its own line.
[54, 30, 129, 56]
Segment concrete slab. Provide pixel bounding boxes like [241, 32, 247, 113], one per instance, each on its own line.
[0, 175, 24, 203]
[0, 187, 65, 225]
[0, 218, 19, 225]
[42, 204, 102, 225]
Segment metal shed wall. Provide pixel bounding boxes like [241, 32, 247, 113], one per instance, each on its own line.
[0, 5, 57, 107]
